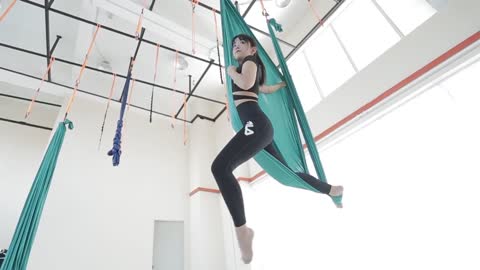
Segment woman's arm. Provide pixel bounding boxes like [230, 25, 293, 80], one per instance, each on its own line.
[259, 81, 286, 94]
[227, 62, 257, 90]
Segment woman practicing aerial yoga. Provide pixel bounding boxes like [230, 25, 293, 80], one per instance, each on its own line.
[211, 34, 344, 264]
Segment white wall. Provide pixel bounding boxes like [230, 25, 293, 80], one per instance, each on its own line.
[186, 100, 254, 270]
[0, 120, 52, 251]
[186, 103, 226, 270]
[0, 84, 60, 250]
[213, 0, 480, 267]
[0, 89, 188, 270]
[153, 221, 184, 270]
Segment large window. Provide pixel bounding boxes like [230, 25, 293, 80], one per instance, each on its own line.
[288, 52, 322, 112]
[246, 49, 480, 270]
[304, 26, 356, 97]
[290, 0, 438, 112]
[331, 0, 401, 70]
[375, 0, 437, 35]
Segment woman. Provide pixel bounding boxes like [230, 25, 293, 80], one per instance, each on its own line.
[211, 34, 343, 264]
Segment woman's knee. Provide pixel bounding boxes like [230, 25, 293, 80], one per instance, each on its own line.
[211, 156, 227, 177]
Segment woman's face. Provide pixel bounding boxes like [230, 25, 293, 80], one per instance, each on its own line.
[232, 37, 257, 62]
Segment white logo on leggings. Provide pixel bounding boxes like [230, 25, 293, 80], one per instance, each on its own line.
[244, 121, 254, 136]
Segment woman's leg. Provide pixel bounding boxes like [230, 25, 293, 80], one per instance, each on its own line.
[211, 118, 273, 264]
[211, 121, 272, 227]
[263, 143, 337, 195]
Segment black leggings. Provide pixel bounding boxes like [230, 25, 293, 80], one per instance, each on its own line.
[211, 102, 331, 227]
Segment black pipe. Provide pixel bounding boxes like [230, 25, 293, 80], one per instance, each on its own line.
[44, 0, 52, 81]
[213, 106, 227, 121]
[174, 60, 213, 118]
[188, 0, 295, 49]
[0, 117, 53, 131]
[0, 66, 220, 124]
[49, 35, 62, 56]
[242, 0, 257, 18]
[0, 42, 225, 105]
[19, 0, 220, 68]
[0, 93, 61, 107]
[285, 0, 345, 61]
[0, 117, 53, 130]
[132, 0, 156, 61]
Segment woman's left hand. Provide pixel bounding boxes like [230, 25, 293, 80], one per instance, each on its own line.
[226, 66, 237, 77]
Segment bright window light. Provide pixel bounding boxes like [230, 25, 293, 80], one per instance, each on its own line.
[246, 51, 480, 270]
[375, 0, 437, 35]
[304, 26, 357, 97]
[332, 0, 401, 70]
[287, 53, 322, 112]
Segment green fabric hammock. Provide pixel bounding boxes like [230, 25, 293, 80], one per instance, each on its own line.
[0, 120, 73, 270]
[221, 0, 338, 200]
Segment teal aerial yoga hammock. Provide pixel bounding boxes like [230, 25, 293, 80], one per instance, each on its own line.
[221, 0, 341, 204]
[0, 120, 73, 270]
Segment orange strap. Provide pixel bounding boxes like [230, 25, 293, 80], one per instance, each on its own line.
[135, 0, 149, 39]
[212, 8, 224, 84]
[212, 9, 221, 45]
[173, 51, 178, 86]
[191, 0, 200, 54]
[308, 0, 324, 25]
[170, 50, 179, 128]
[106, 74, 117, 104]
[25, 56, 56, 118]
[183, 93, 188, 145]
[225, 93, 230, 122]
[153, 44, 160, 81]
[64, 24, 101, 118]
[259, 0, 268, 17]
[0, 0, 17, 22]
[135, 9, 144, 39]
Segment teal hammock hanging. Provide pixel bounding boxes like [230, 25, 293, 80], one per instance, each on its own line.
[1, 120, 73, 270]
[221, 0, 340, 205]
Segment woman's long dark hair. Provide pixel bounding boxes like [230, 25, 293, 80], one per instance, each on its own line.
[232, 34, 266, 85]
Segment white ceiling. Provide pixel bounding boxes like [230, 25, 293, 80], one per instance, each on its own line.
[0, 0, 338, 123]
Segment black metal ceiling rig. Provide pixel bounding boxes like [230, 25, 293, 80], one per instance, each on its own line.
[0, 66, 219, 124]
[16, 0, 228, 123]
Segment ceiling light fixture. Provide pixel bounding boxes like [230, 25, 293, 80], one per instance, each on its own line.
[274, 0, 291, 8]
[177, 56, 188, 71]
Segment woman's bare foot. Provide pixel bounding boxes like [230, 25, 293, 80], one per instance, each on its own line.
[329, 185, 344, 208]
[329, 185, 344, 196]
[235, 225, 255, 264]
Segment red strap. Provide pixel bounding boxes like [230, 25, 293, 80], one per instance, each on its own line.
[259, 0, 268, 17]
[0, 0, 17, 22]
[183, 93, 188, 145]
[191, 0, 200, 54]
[135, 0, 149, 39]
[171, 51, 179, 128]
[107, 74, 117, 103]
[64, 24, 101, 119]
[25, 57, 56, 118]
[153, 44, 160, 82]
[308, 0, 325, 25]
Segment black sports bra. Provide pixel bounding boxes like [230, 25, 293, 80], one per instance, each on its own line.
[232, 55, 260, 101]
